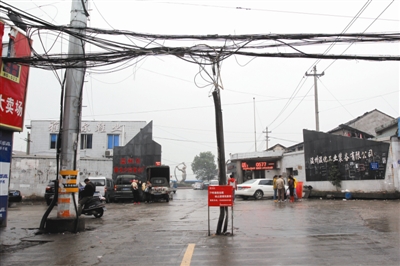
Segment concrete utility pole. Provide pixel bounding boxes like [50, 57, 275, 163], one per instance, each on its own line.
[211, 60, 228, 235]
[58, 0, 89, 219]
[263, 127, 271, 150]
[305, 66, 324, 131]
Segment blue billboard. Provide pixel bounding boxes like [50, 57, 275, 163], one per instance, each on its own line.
[0, 130, 13, 227]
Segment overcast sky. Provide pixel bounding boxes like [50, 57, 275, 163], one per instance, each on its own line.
[6, 0, 400, 180]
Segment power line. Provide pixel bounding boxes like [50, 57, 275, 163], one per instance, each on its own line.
[2, 4, 400, 70]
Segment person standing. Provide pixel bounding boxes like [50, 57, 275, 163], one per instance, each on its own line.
[288, 176, 295, 203]
[137, 179, 143, 203]
[144, 180, 152, 203]
[276, 175, 285, 203]
[293, 176, 298, 200]
[227, 174, 237, 201]
[273, 175, 278, 203]
[131, 179, 140, 205]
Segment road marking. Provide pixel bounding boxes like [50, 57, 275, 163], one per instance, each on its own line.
[180, 243, 195, 266]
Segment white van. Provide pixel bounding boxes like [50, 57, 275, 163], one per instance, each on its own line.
[88, 176, 110, 197]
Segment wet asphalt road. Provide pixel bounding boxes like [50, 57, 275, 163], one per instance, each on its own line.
[1, 189, 399, 266]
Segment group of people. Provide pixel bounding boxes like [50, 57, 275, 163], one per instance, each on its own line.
[131, 179, 152, 204]
[273, 175, 298, 203]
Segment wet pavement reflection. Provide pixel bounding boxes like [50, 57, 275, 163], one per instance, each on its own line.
[1, 188, 399, 265]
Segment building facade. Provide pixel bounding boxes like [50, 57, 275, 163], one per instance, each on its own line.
[28, 120, 147, 158]
[228, 110, 400, 198]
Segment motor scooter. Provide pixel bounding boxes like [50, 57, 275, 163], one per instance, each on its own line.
[81, 194, 106, 218]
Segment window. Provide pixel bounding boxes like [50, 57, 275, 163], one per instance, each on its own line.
[89, 179, 105, 186]
[254, 170, 265, 179]
[259, 180, 272, 186]
[50, 134, 58, 149]
[81, 134, 93, 149]
[107, 134, 119, 149]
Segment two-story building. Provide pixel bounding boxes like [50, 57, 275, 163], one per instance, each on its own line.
[27, 120, 147, 158]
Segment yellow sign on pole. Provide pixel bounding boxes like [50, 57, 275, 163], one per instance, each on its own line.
[59, 170, 79, 193]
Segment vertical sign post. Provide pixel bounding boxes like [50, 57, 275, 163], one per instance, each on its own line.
[208, 185, 234, 236]
[0, 131, 12, 227]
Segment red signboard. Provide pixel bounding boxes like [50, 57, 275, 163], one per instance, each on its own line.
[113, 157, 145, 174]
[0, 22, 32, 131]
[241, 161, 275, 171]
[208, 185, 233, 207]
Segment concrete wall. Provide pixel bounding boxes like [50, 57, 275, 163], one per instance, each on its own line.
[11, 138, 400, 199]
[9, 155, 112, 199]
[281, 151, 306, 182]
[303, 137, 399, 194]
[391, 137, 400, 191]
[229, 137, 399, 197]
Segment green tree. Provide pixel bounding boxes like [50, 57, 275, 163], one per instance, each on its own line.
[327, 162, 342, 191]
[191, 151, 217, 181]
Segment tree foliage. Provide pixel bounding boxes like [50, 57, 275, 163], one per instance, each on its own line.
[327, 162, 342, 191]
[191, 151, 217, 181]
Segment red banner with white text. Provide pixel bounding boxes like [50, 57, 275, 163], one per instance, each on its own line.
[0, 21, 31, 131]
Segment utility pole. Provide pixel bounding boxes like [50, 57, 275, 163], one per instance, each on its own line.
[58, 0, 89, 220]
[263, 127, 271, 150]
[253, 97, 257, 151]
[211, 60, 228, 235]
[305, 66, 324, 131]
[25, 132, 31, 155]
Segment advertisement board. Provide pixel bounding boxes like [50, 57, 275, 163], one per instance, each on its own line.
[0, 130, 12, 226]
[208, 185, 233, 207]
[0, 22, 32, 131]
[304, 129, 389, 181]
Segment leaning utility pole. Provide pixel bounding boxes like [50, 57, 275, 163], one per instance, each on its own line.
[211, 60, 228, 235]
[305, 66, 324, 131]
[58, 0, 89, 219]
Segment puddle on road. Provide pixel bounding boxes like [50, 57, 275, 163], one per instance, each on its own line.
[364, 218, 391, 233]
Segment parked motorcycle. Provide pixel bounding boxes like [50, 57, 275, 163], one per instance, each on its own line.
[81, 195, 106, 218]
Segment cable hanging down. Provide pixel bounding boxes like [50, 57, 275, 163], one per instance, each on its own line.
[1, 3, 400, 71]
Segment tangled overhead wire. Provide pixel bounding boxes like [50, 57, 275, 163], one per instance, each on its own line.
[1, 3, 400, 71]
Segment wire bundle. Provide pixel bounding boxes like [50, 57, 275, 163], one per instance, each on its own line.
[1, 3, 399, 71]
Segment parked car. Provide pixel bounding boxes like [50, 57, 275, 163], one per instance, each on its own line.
[44, 180, 56, 205]
[93, 191, 106, 203]
[8, 189, 22, 207]
[236, 178, 287, 200]
[88, 176, 114, 203]
[113, 174, 141, 202]
[104, 177, 115, 203]
[203, 181, 209, 189]
[170, 180, 178, 194]
[209, 180, 219, 186]
[193, 182, 204, 190]
[146, 165, 171, 202]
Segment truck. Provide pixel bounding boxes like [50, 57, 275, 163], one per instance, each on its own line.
[146, 165, 171, 202]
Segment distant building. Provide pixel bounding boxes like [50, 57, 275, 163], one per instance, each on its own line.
[10, 120, 164, 198]
[328, 109, 393, 139]
[228, 109, 400, 198]
[27, 120, 147, 158]
[374, 117, 399, 142]
[112, 121, 161, 180]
